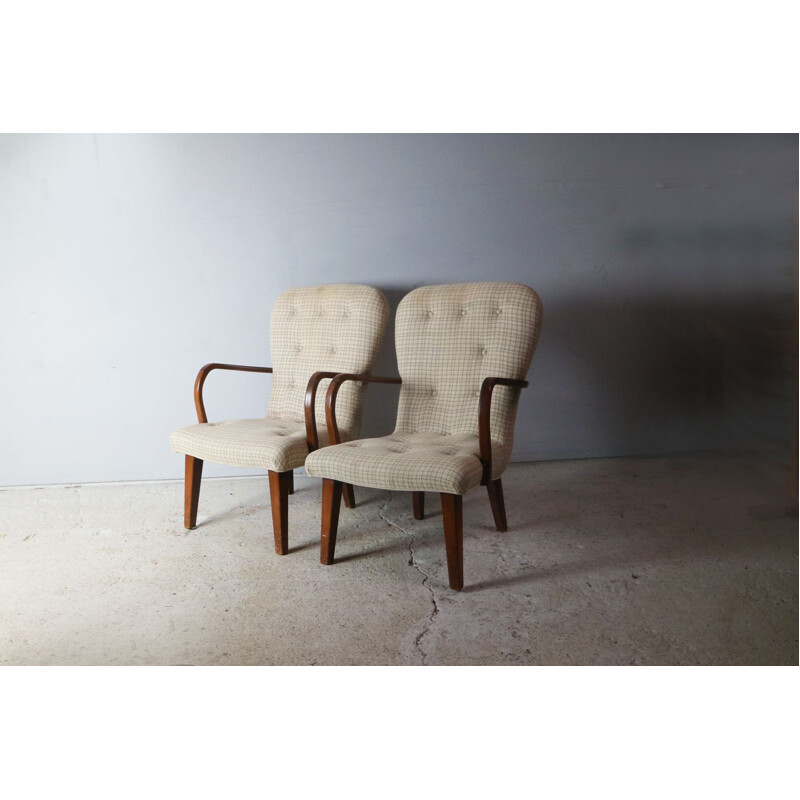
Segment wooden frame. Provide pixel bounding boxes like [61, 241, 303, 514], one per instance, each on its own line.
[193, 362, 273, 424]
[268, 469, 292, 555]
[304, 371, 341, 451]
[477, 376, 528, 484]
[305, 371, 361, 507]
[412, 492, 425, 520]
[324, 372, 403, 445]
[318, 373, 528, 590]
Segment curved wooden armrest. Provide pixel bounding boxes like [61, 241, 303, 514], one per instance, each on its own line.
[478, 377, 529, 484]
[304, 372, 342, 451]
[194, 363, 273, 424]
[325, 373, 402, 445]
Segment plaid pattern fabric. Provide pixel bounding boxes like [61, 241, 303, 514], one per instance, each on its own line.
[170, 418, 330, 472]
[170, 284, 388, 471]
[305, 432, 485, 494]
[268, 284, 389, 440]
[305, 282, 543, 494]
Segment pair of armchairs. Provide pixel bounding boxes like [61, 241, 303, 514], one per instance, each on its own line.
[170, 282, 543, 590]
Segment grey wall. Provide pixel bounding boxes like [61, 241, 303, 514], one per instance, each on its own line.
[0, 133, 796, 486]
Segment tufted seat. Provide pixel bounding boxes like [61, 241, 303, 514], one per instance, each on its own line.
[308, 432, 490, 495]
[305, 281, 543, 590]
[169, 283, 388, 554]
[170, 418, 331, 474]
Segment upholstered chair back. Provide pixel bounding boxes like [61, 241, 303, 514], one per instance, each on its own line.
[394, 282, 542, 462]
[268, 284, 389, 440]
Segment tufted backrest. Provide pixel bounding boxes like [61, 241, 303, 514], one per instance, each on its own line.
[268, 284, 389, 440]
[394, 282, 542, 451]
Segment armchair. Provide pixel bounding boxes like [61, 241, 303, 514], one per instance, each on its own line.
[304, 282, 543, 590]
[169, 284, 389, 553]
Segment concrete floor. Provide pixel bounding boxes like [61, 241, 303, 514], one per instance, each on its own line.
[0, 455, 796, 665]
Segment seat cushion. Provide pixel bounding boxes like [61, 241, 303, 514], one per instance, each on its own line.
[170, 417, 327, 473]
[304, 432, 491, 495]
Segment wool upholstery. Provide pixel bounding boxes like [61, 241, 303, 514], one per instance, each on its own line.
[170, 284, 388, 471]
[305, 282, 543, 494]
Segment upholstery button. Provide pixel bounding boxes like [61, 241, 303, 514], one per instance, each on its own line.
[461, 309, 467, 316]
[481, 348, 488, 356]
[475, 390, 480, 397]
[427, 310, 434, 318]
[495, 308, 503, 315]
[431, 389, 437, 397]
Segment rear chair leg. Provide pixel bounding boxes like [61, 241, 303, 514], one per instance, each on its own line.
[321, 479, 343, 565]
[486, 478, 508, 532]
[343, 483, 356, 509]
[184, 456, 203, 529]
[440, 493, 464, 591]
[413, 491, 425, 520]
[287, 471, 294, 495]
[268, 470, 292, 555]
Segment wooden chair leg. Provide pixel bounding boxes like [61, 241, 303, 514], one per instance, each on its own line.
[184, 456, 203, 529]
[321, 479, 343, 565]
[486, 478, 508, 532]
[413, 491, 425, 520]
[268, 469, 292, 555]
[343, 482, 356, 509]
[440, 493, 463, 591]
[287, 470, 294, 495]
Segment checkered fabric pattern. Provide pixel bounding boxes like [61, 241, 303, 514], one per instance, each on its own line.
[305, 282, 543, 494]
[305, 432, 485, 494]
[170, 418, 331, 473]
[268, 285, 389, 438]
[170, 284, 389, 471]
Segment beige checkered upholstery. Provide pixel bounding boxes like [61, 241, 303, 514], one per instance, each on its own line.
[170, 284, 389, 471]
[305, 282, 543, 494]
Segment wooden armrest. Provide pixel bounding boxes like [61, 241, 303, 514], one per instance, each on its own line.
[324, 373, 402, 445]
[304, 372, 342, 451]
[478, 377, 529, 484]
[194, 363, 273, 423]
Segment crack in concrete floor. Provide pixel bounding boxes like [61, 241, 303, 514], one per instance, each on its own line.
[378, 494, 440, 665]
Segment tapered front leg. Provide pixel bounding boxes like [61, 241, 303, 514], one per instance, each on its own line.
[440, 493, 464, 591]
[268, 470, 292, 555]
[343, 483, 356, 509]
[184, 456, 203, 529]
[321, 479, 343, 565]
[412, 491, 425, 520]
[486, 478, 507, 532]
